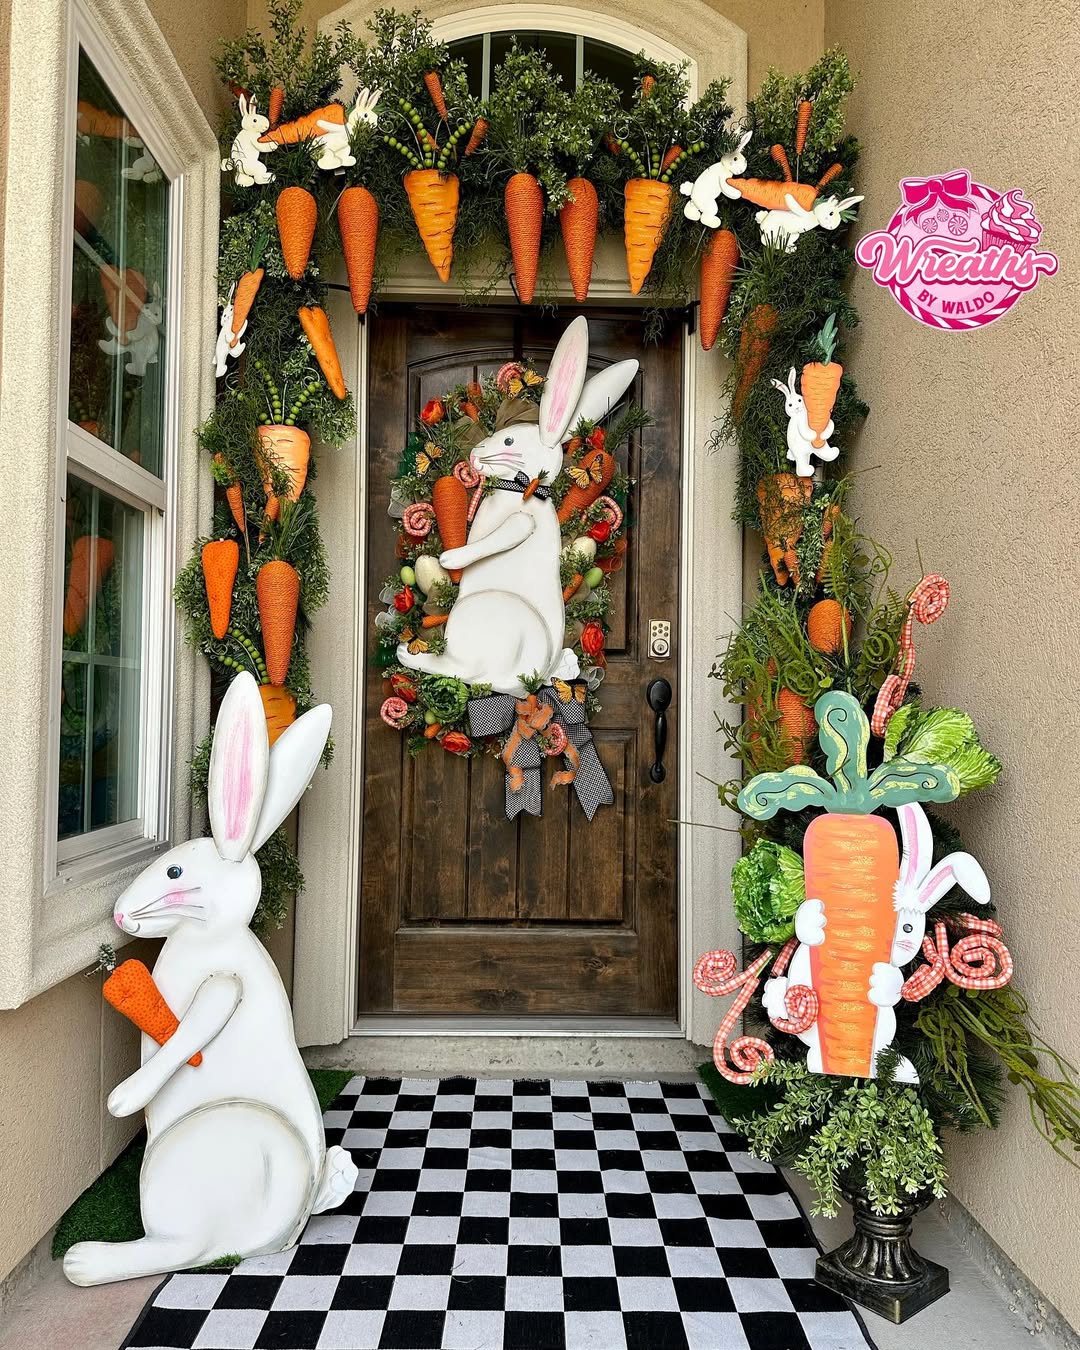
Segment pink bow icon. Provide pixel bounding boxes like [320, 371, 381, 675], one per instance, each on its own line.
[900, 170, 971, 222]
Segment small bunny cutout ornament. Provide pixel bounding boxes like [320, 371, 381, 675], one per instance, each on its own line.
[755, 191, 864, 253]
[679, 131, 753, 228]
[222, 94, 276, 187]
[64, 674, 356, 1287]
[771, 367, 839, 477]
[397, 316, 638, 696]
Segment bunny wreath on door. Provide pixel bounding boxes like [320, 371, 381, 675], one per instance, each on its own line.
[372, 317, 645, 821]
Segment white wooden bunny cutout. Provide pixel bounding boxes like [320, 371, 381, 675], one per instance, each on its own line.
[763, 802, 990, 1084]
[64, 674, 356, 1286]
[755, 192, 864, 253]
[680, 131, 753, 227]
[312, 87, 382, 171]
[397, 317, 637, 696]
[215, 283, 244, 377]
[771, 366, 839, 477]
[222, 94, 276, 187]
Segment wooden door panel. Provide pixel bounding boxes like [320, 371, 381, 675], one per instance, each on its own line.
[360, 305, 680, 1017]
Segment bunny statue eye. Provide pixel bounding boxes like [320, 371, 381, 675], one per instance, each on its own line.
[167, 865, 183, 880]
[902, 922, 913, 934]
[503, 436, 514, 446]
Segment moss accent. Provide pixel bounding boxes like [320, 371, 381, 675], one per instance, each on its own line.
[696, 1061, 779, 1129]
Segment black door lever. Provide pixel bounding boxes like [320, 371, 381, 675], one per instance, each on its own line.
[646, 678, 672, 783]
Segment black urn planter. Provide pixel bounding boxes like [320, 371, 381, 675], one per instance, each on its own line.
[815, 1182, 949, 1323]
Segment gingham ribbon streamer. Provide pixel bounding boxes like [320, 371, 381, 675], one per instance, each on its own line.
[872, 573, 950, 736]
[901, 911, 1014, 1002]
[467, 685, 614, 821]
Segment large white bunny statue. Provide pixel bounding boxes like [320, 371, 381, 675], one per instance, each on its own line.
[770, 366, 839, 477]
[222, 94, 276, 187]
[397, 316, 638, 696]
[679, 131, 753, 228]
[755, 191, 864, 252]
[763, 801, 990, 1083]
[64, 673, 357, 1286]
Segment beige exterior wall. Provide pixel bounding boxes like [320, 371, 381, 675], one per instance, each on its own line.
[825, 0, 1080, 1328]
[0, 0, 240, 1289]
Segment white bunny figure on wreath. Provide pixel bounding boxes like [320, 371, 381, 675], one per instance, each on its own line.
[64, 673, 356, 1287]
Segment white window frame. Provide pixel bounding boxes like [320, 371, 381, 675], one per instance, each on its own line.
[49, 13, 184, 881]
[0, 0, 219, 1009]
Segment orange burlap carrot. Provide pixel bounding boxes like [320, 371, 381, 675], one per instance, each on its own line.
[699, 228, 739, 353]
[506, 172, 544, 304]
[338, 184, 379, 315]
[557, 449, 616, 524]
[276, 186, 317, 280]
[623, 179, 674, 295]
[103, 960, 202, 1066]
[403, 170, 460, 282]
[432, 475, 468, 580]
[559, 177, 599, 303]
[257, 559, 300, 686]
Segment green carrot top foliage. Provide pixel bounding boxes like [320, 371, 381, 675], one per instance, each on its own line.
[484, 44, 576, 207]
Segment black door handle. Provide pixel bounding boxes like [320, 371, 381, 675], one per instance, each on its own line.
[647, 678, 672, 783]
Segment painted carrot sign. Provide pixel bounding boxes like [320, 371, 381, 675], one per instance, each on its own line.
[738, 691, 960, 1077]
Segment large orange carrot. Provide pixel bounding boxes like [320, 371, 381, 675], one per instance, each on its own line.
[738, 690, 961, 1079]
[733, 303, 779, 422]
[423, 71, 448, 120]
[338, 184, 379, 315]
[403, 169, 460, 282]
[807, 598, 852, 654]
[64, 536, 115, 636]
[801, 314, 842, 448]
[298, 305, 347, 399]
[506, 172, 543, 305]
[202, 538, 240, 640]
[776, 686, 816, 765]
[756, 472, 811, 586]
[258, 425, 311, 522]
[259, 682, 296, 746]
[432, 474, 468, 580]
[557, 449, 616, 524]
[623, 179, 674, 295]
[464, 118, 489, 156]
[725, 177, 818, 212]
[213, 454, 246, 535]
[559, 177, 598, 303]
[257, 559, 300, 686]
[259, 102, 344, 146]
[99, 266, 147, 344]
[103, 960, 202, 1066]
[795, 99, 813, 155]
[699, 228, 738, 352]
[276, 186, 317, 280]
[230, 267, 264, 343]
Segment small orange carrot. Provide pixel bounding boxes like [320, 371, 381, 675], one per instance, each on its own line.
[213, 454, 246, 535]
[725, 177, 818, 212]
[756, 472, 811, 587]
[560, 177, 599, 303]
[623, 178, 674, 295]
[733, 303, 779, 422]
[424, 722, 442, 739]
[777, 686, 816, 765]
[256, 559, 300, 686]
[276, 186, 317, 280]
[432, 474, 468, 580]
[801, 314, 843, 448]
[640, 74, 656, 97]
[795, 99, 813, 155]
[661, 145, 683, 173]
[557, 449, 615, 524]
[64, 536, 115, 636]
[464, 118, 488, 156]
[403, 169, 460, 282]
[699, 228, 738, 353]
[423, 71, 448, 120]
[562, 573, 583, 602]
[421, 613, 448, 629]
[298, 305, 347, 399]
[103, 960, 202, 1066]
[201, 538, 240, 640]
[259, 682, 296, 746]
[268, 85, 285, 128]
[817, 162, 844, 193]
[505, 172, 543, 305]
[259, 102, 344, 146]
[230, 267, 264, 343]
[807, 598, 852, 654]
[338, 184, 379, 315]
[770, 144, 792, 180]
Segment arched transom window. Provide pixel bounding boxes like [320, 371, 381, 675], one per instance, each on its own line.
[448, 31, 639, 104]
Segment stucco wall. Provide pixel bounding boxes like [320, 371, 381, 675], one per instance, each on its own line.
[0, 0, 240, 1289]
[825, 0, 1080, 1328]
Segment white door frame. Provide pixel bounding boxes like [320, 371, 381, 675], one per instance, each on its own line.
[292, 4, 747, 1050]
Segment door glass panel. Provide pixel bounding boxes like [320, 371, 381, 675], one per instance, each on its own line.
[68, 48, 169, 477]
[58, 475, 144, 842]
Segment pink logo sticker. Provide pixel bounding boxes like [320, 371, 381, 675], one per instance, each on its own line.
[855, 169, 1057, 330]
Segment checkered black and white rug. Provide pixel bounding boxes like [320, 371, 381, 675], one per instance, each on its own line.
[124, 1077, 873, 1350]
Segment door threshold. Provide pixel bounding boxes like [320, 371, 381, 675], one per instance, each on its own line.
[350, 1015, 685, 1039]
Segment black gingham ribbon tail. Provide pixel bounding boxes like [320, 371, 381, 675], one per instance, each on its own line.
[539, 686, 614, 821]
[467, 694, 542, 819]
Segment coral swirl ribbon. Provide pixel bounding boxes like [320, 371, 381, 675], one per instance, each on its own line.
[502, 694, 553, 792]
[901, 912, 1014, 1002]
[872, 573, 950, 736]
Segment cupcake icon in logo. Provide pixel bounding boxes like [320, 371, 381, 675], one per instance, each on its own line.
[855, 169, 1058, 330]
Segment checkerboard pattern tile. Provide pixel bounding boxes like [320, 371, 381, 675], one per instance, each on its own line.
[123, 1077, 873, 1350]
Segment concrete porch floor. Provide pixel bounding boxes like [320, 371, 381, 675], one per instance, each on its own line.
[0, 1072, 1068, 1350]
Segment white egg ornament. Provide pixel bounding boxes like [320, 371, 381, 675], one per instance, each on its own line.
[562, 535, 597, 565]
[414, 554, 450, 595]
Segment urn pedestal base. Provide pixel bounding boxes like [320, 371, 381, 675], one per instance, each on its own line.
[815, 1186, 949, 1323]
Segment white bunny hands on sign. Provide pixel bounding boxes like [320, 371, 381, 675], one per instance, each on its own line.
[763, 802, 990, 1084]
[679, 131, 752, 228]
[64, 674, 356, 1287]
[397, 316, 637, 697]
[771, 367, 839, 477]
[222, 94, 276, 187]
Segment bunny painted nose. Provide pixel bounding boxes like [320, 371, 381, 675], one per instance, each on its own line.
[114, 913, 125, 929]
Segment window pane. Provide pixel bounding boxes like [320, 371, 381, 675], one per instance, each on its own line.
[58, 475, 144, 843]
[68, 48, 169, 478]
[447, 35, 484, 97]
[489, 32, 577, 90]
[583, 39, 638, 107]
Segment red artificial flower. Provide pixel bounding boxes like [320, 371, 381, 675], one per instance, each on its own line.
[587, 520, 612, 544]
[393, 586, 415, 613]
[420, 398, 445, 426]
[390, 672, 417, 702]
[581, 621, 605, 658]
[586, 426, 606, 450]
[441, 731, 472, 754]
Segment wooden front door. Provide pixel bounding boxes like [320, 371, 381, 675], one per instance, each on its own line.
[359, 305, 681, 1018]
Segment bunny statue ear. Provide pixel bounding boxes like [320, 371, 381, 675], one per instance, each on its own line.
[250, 703, 333, 853]
[896, 802, 934, 894]
[208, 672, 271, 863]
[539, 316, 590, 448]
[567, 358, 639, 429]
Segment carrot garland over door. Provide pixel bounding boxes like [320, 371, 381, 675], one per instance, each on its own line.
[801, 314, 843, 449]
[739, 691, 960, 1078]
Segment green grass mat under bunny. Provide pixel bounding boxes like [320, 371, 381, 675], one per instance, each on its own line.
[51, 1070, 355, 1260]
[697, 1061, 780, 1127]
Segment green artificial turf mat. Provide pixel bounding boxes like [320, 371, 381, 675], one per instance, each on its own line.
[697, 1061, 779, 1129]
[52, 1068, 358, 1260]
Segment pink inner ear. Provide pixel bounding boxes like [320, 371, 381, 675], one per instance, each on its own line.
[543, 329, 585, 438]
[223, 708, 254, 843]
